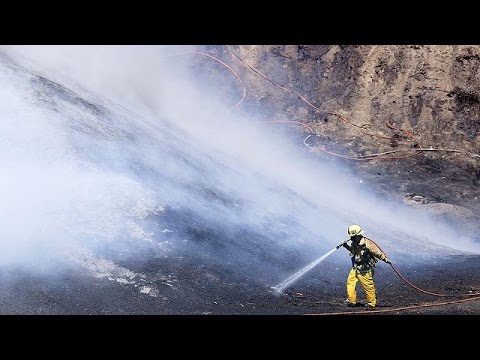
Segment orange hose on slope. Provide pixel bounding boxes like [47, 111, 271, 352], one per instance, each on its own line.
[168, 50, 247, 110]
[371, 239, 480, 298]
[307, 295, 480, 315]
[306, 239, 480, 315]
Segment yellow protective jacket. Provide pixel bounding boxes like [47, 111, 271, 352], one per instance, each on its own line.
[345, 237, 388, 272]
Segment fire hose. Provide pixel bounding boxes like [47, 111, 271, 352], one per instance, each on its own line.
[307, 239, 480, 315]
[371, 238, 480, 298]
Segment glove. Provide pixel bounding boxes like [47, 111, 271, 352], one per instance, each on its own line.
[384, 258, 391, 265]
[336, 240, 349, 249]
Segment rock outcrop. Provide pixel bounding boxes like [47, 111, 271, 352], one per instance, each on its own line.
[199, 45, 480, 236]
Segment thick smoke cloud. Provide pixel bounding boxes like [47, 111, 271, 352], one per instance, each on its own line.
[0, 46, 477, 283]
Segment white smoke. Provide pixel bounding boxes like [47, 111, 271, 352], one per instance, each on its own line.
[0, 45, 477, 277]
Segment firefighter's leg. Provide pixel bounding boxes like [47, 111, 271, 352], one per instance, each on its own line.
[346, 268, 358, 304]
[357, 270, 376, 307]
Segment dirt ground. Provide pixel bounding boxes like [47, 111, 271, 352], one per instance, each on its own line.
[1, 252, 479, 315]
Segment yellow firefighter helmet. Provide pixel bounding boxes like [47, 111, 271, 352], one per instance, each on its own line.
[347, 224, 363, 237]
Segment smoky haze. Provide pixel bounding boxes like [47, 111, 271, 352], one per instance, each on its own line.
[0, 45, 478, 287]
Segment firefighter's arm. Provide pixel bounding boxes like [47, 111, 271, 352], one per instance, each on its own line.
[366, 239, 390, 264]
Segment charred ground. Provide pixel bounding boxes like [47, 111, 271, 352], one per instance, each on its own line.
[1, 46, 480, 315]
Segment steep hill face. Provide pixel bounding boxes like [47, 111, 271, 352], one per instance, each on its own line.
[1, 46, 479, 314]
[202, 45, 480, 238]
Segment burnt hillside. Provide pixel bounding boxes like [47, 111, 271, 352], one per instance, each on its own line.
[199, 45, 480, 240]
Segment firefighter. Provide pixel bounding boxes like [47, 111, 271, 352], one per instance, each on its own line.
[341, 224, 391, 308]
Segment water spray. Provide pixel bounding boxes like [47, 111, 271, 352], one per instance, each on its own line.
[271, 239, 350, 294]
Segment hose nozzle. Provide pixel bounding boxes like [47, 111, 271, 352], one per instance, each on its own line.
[336, 239, 350, 249]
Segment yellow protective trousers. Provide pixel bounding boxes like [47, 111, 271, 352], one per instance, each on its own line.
[346, 268, 376, 307]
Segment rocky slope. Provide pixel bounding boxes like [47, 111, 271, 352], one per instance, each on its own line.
[201, 45, 480, 241]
